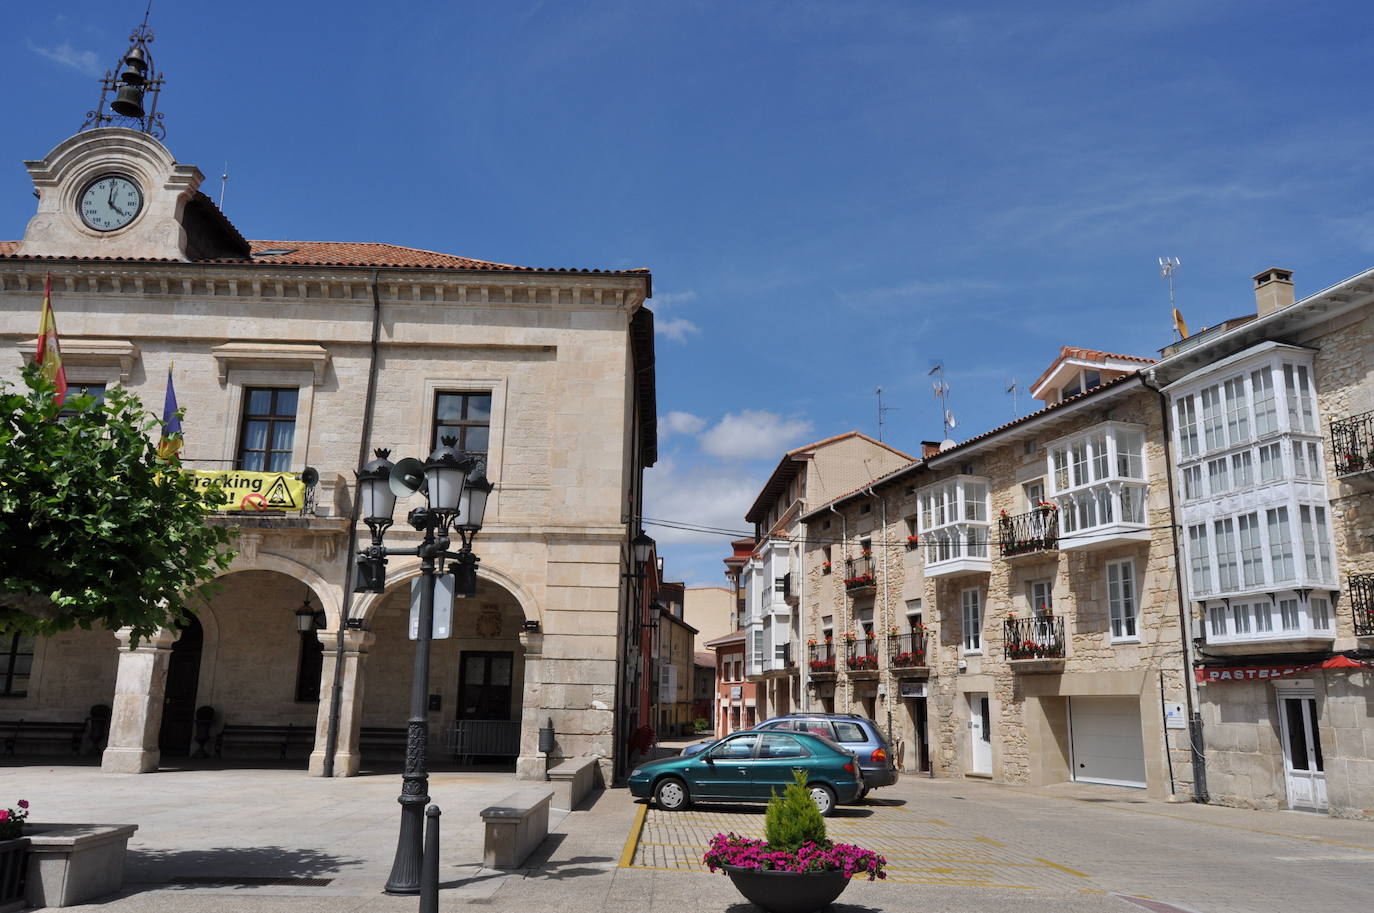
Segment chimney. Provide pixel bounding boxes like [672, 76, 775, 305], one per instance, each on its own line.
[1253, 268, 1294, 317]
[921, 441, 942, 459]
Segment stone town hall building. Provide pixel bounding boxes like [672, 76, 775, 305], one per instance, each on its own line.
[0, 36, 657, 784]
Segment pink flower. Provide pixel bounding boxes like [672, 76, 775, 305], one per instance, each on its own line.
[17, 800, 28, 809]
[0, 810, 8, 822]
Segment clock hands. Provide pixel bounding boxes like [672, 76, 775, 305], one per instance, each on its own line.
[106, 182, 127, 218]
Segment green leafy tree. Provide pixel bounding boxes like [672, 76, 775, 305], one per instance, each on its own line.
[764, 769, 829, 851]
[0, 365, 234, 643]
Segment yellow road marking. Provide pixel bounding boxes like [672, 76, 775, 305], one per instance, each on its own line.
[618, 801, 649, 868]
[928, 817, 950, 826]
[976, 836, 1006, 847]
[1034, 858, 1090, 878]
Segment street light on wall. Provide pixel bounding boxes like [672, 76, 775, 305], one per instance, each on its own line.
[352, 439, 488, 896]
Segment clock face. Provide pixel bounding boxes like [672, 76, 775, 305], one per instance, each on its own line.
[78, 175, 143, 232]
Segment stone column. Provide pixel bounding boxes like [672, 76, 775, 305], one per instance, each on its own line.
[515, 629, 546, 781]
[101, 627, 176, 773]
[309, 627, 375, 777]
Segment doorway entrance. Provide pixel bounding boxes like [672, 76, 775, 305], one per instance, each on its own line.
[454, 651, 519, 761]
[159, 615, 203, 756]
[968, 692, 991, 775]
[1278, 693, 1327, 811]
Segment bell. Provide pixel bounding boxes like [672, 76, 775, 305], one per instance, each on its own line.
[110, 84, 145, 118]
[119, 47, 148, 86]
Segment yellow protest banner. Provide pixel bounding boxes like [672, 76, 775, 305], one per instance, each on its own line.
[187, 470, 306, 511]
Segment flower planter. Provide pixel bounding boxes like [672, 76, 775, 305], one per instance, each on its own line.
[722, 864, 849, 913]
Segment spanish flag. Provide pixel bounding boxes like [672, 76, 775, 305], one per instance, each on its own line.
[157, 365, 183, 460]
[35, 273, 68, 405]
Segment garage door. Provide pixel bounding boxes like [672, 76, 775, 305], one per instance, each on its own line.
[1070, 696, 1146, 788]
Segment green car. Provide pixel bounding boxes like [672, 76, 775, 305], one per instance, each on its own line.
[627, 729, 863, 816]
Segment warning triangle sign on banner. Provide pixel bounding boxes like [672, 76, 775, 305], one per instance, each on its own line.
[264, 475, 298, 508]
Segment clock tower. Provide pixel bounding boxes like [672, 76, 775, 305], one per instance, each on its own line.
[16, 19, 247, 262]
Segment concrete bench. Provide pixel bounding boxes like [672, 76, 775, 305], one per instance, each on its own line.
[24, 823, 138, 908]
[547, 756, 602, 810]
[479, 787, 553, 869]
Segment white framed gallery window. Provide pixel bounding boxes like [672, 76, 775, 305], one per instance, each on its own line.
[1106, 559, 1139, 642]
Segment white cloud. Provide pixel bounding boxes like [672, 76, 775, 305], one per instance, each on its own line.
[659, 410, 706, 439]
[656, 316, 700, 342]
[652, 289, 701, 343]
[643, 456, 759, 547]
[699, 410, 814, 461]
[29, 40, 103, 77]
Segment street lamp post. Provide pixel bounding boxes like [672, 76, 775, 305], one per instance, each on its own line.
[353, 438, 492, 896]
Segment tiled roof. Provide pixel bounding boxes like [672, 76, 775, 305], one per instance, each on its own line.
[1031, 345, 1155, 392]
[0, 238, 650, 276]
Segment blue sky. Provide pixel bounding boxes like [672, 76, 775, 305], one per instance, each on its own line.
[7, 2, 1374, 587]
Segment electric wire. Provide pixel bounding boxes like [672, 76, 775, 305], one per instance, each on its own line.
[637, 515, 1182, 549]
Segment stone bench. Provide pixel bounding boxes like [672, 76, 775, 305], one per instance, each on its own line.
[24, 823, 138, 908]
[547, 756, 602, 810]
[479, 787, 553, 869]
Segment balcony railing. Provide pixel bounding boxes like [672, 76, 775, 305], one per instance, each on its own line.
[997, 507, 1059, 558]
[845, 639, 880, 671]
[1004, 615, 1065, 660]
[1331, 410, 1374, 478]
[1351, 573, 1374, 637]
[889, 631, 928, 668]
[807, 642, 837, 673]
[844, 555, 877, 592]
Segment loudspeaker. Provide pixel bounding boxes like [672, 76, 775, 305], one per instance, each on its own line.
[300, 466, 319, 488]
[389, 457, 426, 498]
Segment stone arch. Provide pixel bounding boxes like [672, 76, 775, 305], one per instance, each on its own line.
[215, 550, 343, 628]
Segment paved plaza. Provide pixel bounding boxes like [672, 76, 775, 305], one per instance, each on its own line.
[3, 754, 1373, 912]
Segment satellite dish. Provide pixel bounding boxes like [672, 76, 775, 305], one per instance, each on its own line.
[389, 457, 427, 498]
[300, 466, 319, 488]
[939, 439, 957, 452]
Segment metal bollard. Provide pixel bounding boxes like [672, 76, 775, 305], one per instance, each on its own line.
[420, 804, 440, 913]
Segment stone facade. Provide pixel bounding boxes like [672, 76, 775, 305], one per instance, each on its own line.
[800, 366, 1197, 800]
[0, 126, 655, 785]
[1152, 269, 1374, 818]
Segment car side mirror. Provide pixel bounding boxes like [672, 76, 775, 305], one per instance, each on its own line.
[702, 754, 715, 765]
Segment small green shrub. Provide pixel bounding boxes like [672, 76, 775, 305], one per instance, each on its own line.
[763, 769, 828, 851]
[693, 718, 711, 732]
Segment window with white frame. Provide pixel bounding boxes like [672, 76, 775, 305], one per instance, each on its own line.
[1258, 442, 1282, 482]
[1283, 363, 1315, 433]
[1224, 377, 1250, 444]
[1176, 395, 1199, 459]
[1028, 580, 1053, 616]
[1299, 505, 1334, 580]
[1182, 465, 1203, 501]
[1106, 559, 1138, 641]
[1252, 366, 1278, 435]
[1267, 507, 1295, 582]
[917, 476, 989, 566]
[1231, 450, 1253, 488]
[1237, 513, 1263, 587]
[1046, 423, 1147, 536]
[1205, 591, 1336, 642]
[1215, 518, 1239, 591]
[1188, 523, 1211, 596]
[961, 588, 982, 653]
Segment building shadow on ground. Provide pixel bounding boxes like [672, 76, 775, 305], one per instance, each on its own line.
[126, 844, 365, 888]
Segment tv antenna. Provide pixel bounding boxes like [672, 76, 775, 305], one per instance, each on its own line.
[929, 362, 956, 442]
[875, 387, 898, 442]
[218, 162, 229, 210]
[1006, 378, 1024, 419]
[1159, 256, 1186, 339]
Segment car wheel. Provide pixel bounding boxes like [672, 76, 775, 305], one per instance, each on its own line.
[858, 786, 871, 801]
[809, 783, 837, 817]
[655, 776, 690, 811]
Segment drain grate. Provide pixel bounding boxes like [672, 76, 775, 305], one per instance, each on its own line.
[166, 876, 333, 887]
